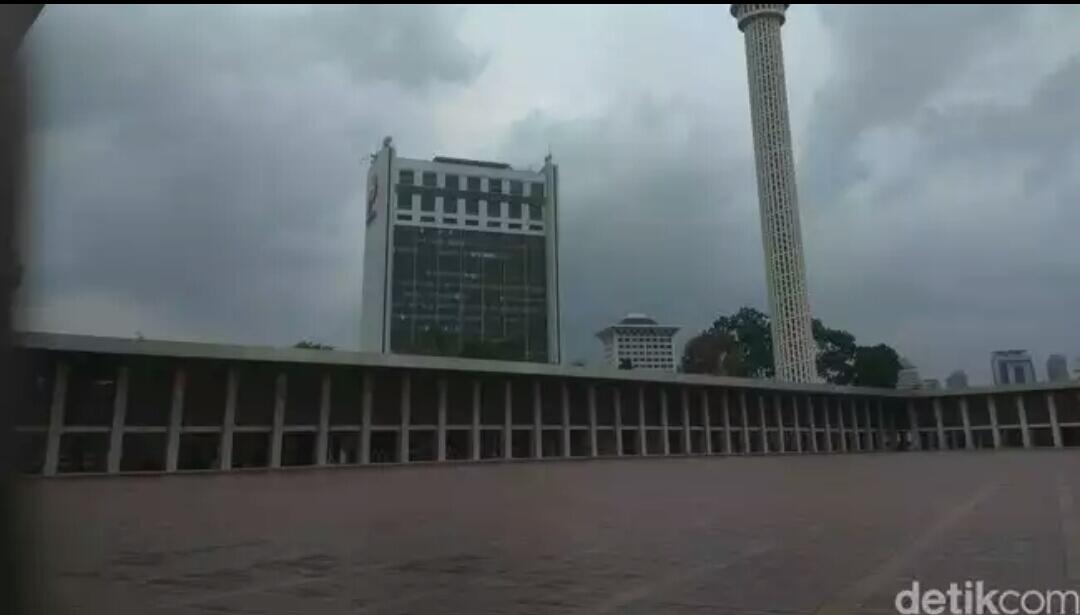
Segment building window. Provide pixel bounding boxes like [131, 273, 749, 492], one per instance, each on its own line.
[509, 202, 522, 219]
[421, 194, 435, 212]
[487, 201, 502, 218]
[508, 223, 521, 229]
[422, 171, 437, 187]
[466, 198, 479, 216]
[397, 214, 411, 221]
[510, 180, 523, 195]
[488, 178, 502, 194]
[529, 225, 543, 231]
[399, 170, 414, 185]
[465, 220, 479, 227]
[467, 176, 481, 191]
[421, 215, 436, 223]
[487, 221, 500, 228]
[531, 182, 545, 198]
[445, 174, 459, 190]
[444, 197, 458, 214]
[529, 204, 543, 221]
[443, 218, 457, 225]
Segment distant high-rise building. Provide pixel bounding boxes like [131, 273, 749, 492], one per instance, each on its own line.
[991, 350, 1036, 386]
[1047, 354, 1070, 383]
[945, 370, 969, 390]
[896, 358, 921, 390]
[730, 4, 817, 383]
[361, 138, 561, 363]
[596, 314, 679, 372]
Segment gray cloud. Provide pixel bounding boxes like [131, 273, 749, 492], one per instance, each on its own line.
[20, 5, 483, 345]
[17, 5, 1080, 385]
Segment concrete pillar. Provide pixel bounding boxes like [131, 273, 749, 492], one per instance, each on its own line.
[906, 399, 919, 451]
[758, 395, 769, 453]
[436, 377, 447, 462]
[399, 373, 411, 463]
[220, 368, 238, 470]
[823, 397, 833, 453]
[165, 368, 185, 472]
[1048, 392, 1063, 448]
[470, 380, 481, 461]
[1017, 394, 1032, 449]
[681, 389, 691, 455]
[503, 380, 512, 460]
[315, 374, 330, 465]
[702, 390, 713, 454]
[851, 401, 862, 452]
[106, 367, 130, 473]
[613, 387, 625, 455]
[660, 390, 671, 456]
[807, 396, 818, 453]
[987, 394, 1001, 449]
[959, 397, 974, 451]
[773, 395, 785, 453]
[360, 372, 373, 464]
[862, 401, 873, 451]
[270, 373, 286, 468]
[43, 363, 69, 476]
[837, 398, 847, 452]
[792, 396, 802, 453]
[637, 387, 647, 455]
[561, 383, 571, 458]
[932, 398, 946, 450]
[721, 390, 732, 454]
[532, 380, 542, 459]
[587, 384, 598, 457]
[876, 400, 886, 451]
[740, 391, 750, 454]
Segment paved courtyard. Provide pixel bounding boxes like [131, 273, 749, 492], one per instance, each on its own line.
[18, 451, 1080, 614]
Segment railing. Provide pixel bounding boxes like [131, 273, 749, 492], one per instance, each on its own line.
[10, 333, 1079, 476]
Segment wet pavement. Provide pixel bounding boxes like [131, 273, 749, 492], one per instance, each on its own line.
[18, 450, 1080, 614]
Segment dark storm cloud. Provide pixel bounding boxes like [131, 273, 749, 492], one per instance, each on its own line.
[499, 99, 767, 363]
[21, 5, 483, 345]
[19, 5, 1080, 384]
[801, 4, 1024, 202]
[800, 6, 1080, 381]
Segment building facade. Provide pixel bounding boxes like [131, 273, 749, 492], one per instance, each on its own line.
[730, 4, 818, 383]
[896, 359, 922, 390]
[361, 138, 560, 363]
[991, 350, 1036, 386]
[1047, 354, 1070, 383]
[596, 314, 679, 372]
[12, 332, 1080, 477]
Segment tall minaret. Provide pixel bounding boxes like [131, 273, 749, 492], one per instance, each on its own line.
[731, 4, 818, 383]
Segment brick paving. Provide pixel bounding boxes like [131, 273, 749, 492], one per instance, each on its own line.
[17, 451, 1080, 614]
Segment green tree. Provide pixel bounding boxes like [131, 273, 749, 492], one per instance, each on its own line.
[705, 307, 773, 378]
[680, 330, 744, 376]
[682, 307, 903, 387]
[852, 344, 902, 388]
[812, 319, 856, 385]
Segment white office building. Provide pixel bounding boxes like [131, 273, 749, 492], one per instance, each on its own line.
[1047, 354, 1070, 382]
[991, 350, 1036, 386]
[361, 138, 561, 363]
[596, 314, 679, 372]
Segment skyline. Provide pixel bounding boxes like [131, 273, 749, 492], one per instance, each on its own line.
[15, 5, 1080, 384]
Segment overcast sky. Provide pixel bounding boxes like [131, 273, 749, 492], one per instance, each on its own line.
[17, 5, 1080, 384]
